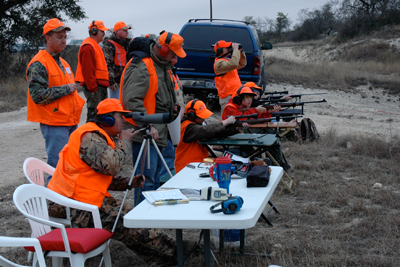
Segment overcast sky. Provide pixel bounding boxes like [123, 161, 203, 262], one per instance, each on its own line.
[66, 0, 328, 41]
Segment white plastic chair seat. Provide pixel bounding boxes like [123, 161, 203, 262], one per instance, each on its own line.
[0, 236, 46, 267]
[13, 184, 112, 267]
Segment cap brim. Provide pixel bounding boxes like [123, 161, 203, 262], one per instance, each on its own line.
[174, 47, 186, 58]
[122, 25, 132, 30]
[196, 109, 213, 119]
[98, 27, 110, 32]
[52, 26, 71, 33]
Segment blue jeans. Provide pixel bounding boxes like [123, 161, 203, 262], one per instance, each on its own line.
[132, 141, 164, 205]
[108, 86, 120, 99]
[158, 139, 175, 179]
[40, 124, 77, 185]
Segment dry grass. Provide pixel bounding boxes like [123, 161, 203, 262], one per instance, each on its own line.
[265, 57, 400, 95]
[0, 77, 27, 112]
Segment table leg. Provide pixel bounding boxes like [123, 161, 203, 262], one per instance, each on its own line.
[176, 229, 184, 267]
[203, 229, 211, 267]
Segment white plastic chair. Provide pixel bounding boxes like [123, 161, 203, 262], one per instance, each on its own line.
[13, 184, 112, 267]
[0, 236, 46, 267]
[23, 157, 72, 226]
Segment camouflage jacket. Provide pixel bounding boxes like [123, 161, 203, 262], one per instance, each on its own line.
[79, 130, 133, 190]
[26, 52, 72, 105]
[102, 33, 131, 86]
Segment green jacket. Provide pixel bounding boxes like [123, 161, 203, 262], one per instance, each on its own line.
[122, 43, 176, 147]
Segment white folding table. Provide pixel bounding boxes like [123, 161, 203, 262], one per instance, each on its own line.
[123, 164, 283, 266]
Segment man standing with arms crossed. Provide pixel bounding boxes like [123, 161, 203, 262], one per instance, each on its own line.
[75, 20, 110, 122]
[214, 40, 247, 109]
[26, 18, 85, 183]
[120, 32, 186, 204]
[102, 21, 132, 99]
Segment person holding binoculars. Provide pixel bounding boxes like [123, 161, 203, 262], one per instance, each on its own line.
[213, 40, 247, 109]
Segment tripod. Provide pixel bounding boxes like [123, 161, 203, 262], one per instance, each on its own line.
[99, 123, 173, 267]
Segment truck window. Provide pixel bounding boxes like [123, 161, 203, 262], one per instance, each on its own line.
[180, 25, 254, 53]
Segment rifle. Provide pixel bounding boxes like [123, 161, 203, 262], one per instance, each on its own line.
[263, 90, 289, 95]
[227, 113, 259, 120]
[229, 115, 302, 128]
[239, 99, 327, 112]
[264, 93, 327, 100]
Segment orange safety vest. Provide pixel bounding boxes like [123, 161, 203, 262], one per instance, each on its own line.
[48, 123, 115, 208]
[169, 70, 182, 91]
[108, 40, 127, 67]
[26, 50, 84, 126]
[75, 37, 109, 82]
[175, 120, 209, 173]
[214, 57, 242, 99]
[119, 57, 158, 126]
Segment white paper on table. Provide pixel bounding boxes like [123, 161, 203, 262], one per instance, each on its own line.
[142, 189, 188, 205]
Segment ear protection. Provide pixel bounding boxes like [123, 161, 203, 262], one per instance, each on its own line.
[210, 196, 244, 214]
[89, 21, 98, 36]
[186, 98, 198, 120]
[232, 85, 245, 105]
[160, 32, 173, 57]
[90, 116, 115, 127]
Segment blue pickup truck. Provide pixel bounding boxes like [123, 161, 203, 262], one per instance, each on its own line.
[175, 19, 272, 110]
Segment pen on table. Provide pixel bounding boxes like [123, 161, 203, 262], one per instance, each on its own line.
[154, 199, 189, 205]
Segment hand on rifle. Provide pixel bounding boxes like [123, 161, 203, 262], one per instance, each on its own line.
[255, 105, 266, 114]
[222, 116, 236, 127]
[282, 95, 292, 101]
[268, 104, 281, 113]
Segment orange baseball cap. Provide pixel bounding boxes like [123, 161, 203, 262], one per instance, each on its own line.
[214, 40, 232, 53]
[96, 99, 130, 115]
[235, 86, 257, 97]
[145, 34, 150, 38]
[158, 31, 186, 58]
[43, 18, 71, 35]
[244, 82, 262, 90]
[89, 21, 109, 32]
[185, 100, 213, 119]
[114, 21, 132, 32]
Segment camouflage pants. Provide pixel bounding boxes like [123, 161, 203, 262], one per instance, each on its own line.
[79, 83, 108, 122]
[49, 196, 177, 265]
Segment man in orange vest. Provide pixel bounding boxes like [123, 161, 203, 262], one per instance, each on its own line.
[214, 40, 247, 110]
[175, 99, 236, 173]
[102, 21, 132, 99]
[48, 98, 186, 265]
[120, 31, 186, 204]
[26, 18, 85, 183]
[75, 20, 110, 122]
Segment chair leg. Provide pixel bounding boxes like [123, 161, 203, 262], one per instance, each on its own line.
[27, 251, 33, 262]
[102, 246, 112, 267]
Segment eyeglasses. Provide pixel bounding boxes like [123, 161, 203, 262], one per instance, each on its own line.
[243, 95, 254, 100]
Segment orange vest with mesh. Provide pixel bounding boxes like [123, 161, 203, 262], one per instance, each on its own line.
[48, 123, 115, 208]
[175, 120, 209, 173]
[75, 37, 109, 82]
[214, 57, 242, 99]
[119, 57, 158, 126]
[108, 40, 127, 67]
[26, 50, 84, 126]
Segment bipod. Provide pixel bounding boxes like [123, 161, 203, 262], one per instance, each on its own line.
[99, 124, 173, 267]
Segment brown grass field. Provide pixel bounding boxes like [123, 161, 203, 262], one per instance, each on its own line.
[0, 27, 400, 266]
